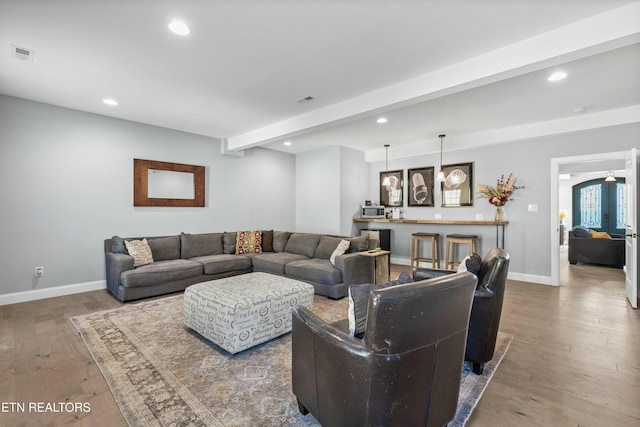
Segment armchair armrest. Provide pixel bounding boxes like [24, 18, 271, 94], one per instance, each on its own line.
[413, 267, 455, 281]
[292, 305, 370, 418]
[293, 305, 367, 355]
[335, 252, 374, 285]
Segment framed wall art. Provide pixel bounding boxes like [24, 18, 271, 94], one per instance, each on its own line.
[441, 162, 474, 207]
[408, 167, 434, 207]
[380, 169, 404, 207]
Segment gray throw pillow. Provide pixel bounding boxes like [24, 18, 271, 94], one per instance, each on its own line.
[111, 236, 128, 254]
[572, 226, 592, 238]
[347, 272, 414, 338]
[347, 235, 369, 252]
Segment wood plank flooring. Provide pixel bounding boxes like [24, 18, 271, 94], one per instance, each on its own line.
[1, 254, 638, 426]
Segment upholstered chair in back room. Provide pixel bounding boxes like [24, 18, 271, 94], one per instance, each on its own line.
[414, 247, 510, 374]
[291, 272, 477, 427]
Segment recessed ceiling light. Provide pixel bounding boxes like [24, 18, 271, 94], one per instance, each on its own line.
[168, 21, 190, 36]
[376, 117, 388, 124]
[547, 71, 567, 82]
[283, 141, 292, 146]
[103, 98, 118, 106]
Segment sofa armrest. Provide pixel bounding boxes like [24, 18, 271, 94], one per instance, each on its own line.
[335, 252, 374, 285]
[105, 252, 134, 295]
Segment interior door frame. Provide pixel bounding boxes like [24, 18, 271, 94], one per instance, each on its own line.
[550, 151, 631, 286]
[624, 148, 637, 308]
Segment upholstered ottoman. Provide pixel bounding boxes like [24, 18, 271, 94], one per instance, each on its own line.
[183, 272, 314, 354]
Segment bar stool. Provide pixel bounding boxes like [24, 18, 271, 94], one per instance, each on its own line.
[445, 234, 479, 270]
[411, 232, 440, 269]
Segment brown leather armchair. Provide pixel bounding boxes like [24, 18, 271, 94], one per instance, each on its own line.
[291, 272, 477, 427]
[414, 248, 510, 374]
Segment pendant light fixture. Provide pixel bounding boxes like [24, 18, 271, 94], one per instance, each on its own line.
[605, 171, 616, 182]
[436, 134, 446, 182]
[382, 144, 391, 186]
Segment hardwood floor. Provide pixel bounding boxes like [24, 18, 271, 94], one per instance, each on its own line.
[1, 254, 638, 426]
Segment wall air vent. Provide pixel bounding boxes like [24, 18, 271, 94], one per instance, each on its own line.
[297, 96, 315, 104]
[12, 45, 34, 61]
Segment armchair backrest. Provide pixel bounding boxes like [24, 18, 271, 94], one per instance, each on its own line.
[477, 247, 510, 294]
[364, 272, 477, 354]
[362, 272, 477, 426]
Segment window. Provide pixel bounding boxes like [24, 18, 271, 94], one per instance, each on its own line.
[572, 178, 626, 235]
[579, 184, 601, 228]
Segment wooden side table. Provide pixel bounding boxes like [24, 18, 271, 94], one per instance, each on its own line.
[360, 250, 391, 285]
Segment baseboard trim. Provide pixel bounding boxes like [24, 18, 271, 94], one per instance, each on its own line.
[390, 256, 553, 286]
[0, 280, 107, 306]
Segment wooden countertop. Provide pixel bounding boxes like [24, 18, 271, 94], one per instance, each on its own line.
[353, 218, 509, 225]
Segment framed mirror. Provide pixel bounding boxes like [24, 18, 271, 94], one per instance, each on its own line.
[134, 158, 205, 207]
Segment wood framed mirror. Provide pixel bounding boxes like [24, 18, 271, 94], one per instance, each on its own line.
[134, 158, 205, 207]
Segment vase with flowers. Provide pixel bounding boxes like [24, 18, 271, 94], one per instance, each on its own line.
[477, 173, 523, 221]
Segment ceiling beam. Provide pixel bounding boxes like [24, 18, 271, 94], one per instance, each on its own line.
[227, 2, 640, 152]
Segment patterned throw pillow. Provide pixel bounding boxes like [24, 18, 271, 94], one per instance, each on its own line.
[457, 253, 482, 275]
[330, 239, 350, 265]
[235, 231, 262, 254]
[124, 238, 154, 267]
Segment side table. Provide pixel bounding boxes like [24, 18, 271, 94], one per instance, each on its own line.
[360, 250, 391, 285]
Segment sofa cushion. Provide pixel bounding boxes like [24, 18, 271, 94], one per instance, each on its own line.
[223, 232, 236, 254]
[147, 236, 181, 261]
[124, 239, 154, 267]
[347, 235, 369, 252]
[261, 230, 274, 252]
[273, 231, 292, 252]
[190, 254, 252, 275]
[572, 226, 592, 238]
[347, 272, 414, 337]
[314, 235, 344, 259]
[285, 233, 321, 258]
[236, 230, 262, 254]
[285, 259, 342, 285]
[252, 252, 309, 275]
[181, 232, 223, 259]
[121, 259, 202, 287]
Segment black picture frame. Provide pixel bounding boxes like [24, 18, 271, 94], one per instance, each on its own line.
[408, 167, 435, 207]
[441, 162, 474, 207]
[380, 169, 404, 207]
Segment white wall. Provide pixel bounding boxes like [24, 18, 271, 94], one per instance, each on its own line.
[295, 146, 341, 233]
[295, 145, 368, 236]
[362, 124, 640, 282]
[0, 95, 296, 296]
[340, 146, 368, 236]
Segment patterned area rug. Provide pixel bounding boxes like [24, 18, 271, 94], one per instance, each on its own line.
[71, 294, 512, 426]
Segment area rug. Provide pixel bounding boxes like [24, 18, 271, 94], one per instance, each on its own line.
[71, 294, 512, 426]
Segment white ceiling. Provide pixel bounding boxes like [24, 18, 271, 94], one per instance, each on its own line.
[1, 0, 639, 160]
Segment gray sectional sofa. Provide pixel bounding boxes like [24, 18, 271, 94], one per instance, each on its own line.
[105, 230, 378, 302]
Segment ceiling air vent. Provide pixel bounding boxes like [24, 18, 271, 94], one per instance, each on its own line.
[12, 45, 34, 61]
[297, 96, 315, 104]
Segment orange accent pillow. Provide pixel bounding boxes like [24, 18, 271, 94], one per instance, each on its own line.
[590, 230, 611, 239]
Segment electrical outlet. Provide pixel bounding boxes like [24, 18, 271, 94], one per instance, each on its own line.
[35, 266, 44, 277]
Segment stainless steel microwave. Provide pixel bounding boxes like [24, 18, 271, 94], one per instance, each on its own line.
[361, 205, 385, 218]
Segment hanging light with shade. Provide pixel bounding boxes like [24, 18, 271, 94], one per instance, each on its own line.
[382, 144, 391, 186]
[436, 134, 446, 182]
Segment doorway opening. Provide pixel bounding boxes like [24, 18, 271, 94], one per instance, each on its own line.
[550, 151, 628, 288]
